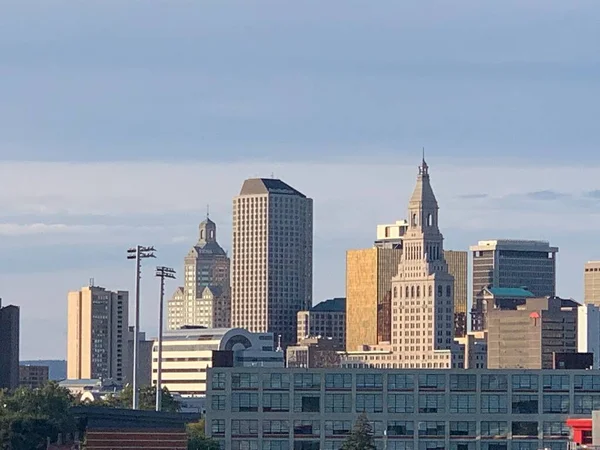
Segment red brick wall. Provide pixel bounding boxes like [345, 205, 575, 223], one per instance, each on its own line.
[84, 430, 187, 449]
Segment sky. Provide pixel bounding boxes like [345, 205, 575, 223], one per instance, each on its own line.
[1, 1, 599, 359]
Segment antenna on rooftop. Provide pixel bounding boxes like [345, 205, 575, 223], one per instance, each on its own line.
[276, 334, 282, 352]
[206, 204, 210, 219]
[89, 278, 94, 287]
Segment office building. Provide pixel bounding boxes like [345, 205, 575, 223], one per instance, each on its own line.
[206, 366, 593, 450]
[19, 364, 49, 389]
[67, 285, 128, 382]
[470, 239, 558, 298]
[231, 178, 313, 348]
[296, 298, 346, 345]
[151, 327, 283, 397]
[487, 296, 579, 369]
[584, 261, 600, 306]
[455, 332, 488, 369]
[124, 326, 152, 387]
[444, 250, 468, 337]
[471, 287, 535, 332]
[578, 303, 600, 369]
[167, 217, 231, 330]
[286, 337, 343, 368]
[0, 299, 20, 390]
[374, 220, 408, 249]
[346, 247, 403, 350]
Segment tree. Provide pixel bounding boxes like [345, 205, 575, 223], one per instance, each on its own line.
[187, 418, 220, 450]
[95, 385, 180, 412]
[341, 413, 376, 450]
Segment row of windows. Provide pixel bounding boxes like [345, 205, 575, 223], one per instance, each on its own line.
[227, 441, 568, 450]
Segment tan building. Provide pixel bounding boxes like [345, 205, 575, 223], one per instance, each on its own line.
[444, 250, 468, 337]
[455, 331, 487, 368]
[286, 337, 343, 368]
[584, 261, 600, 306]
[296, 298, 345, 345]
[19, 364, 49, 389]
[167, 217, 230, 330]
[487, 296, 579, 369]
[67, 285, 128, 382]
[231, 178, 313, 347]
[345, 247, 402, 350]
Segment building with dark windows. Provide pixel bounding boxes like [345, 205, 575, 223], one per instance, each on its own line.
[444, 250, 468, 338]
[471, 286, 535, 332]
[0, 299, 20, 390]
[206, 367, 594, 450]
[470, 239, 558, 299]
[19, 364, 49, 389]
[296, 298, 346, 345]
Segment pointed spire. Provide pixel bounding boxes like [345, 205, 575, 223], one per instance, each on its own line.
[419, 147, 429, 176]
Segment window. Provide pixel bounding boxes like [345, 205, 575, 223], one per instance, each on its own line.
[294, 394, 320, 412]
[211, 394, 226, 410]
[419, 394, 445, 413]
[232, 420, 258, 436]
[450, 374, 476, 391]
[450, 444, 475, 450]
[543, 395, 569, 413]
[232, 441, 258, 450]
[446, 286, 451, 297]
[388, 374, 414, 390]
[211, 419, 225, 435]
[212, 372, 226, 390]
[263, 420, 289, 436]
[419, 441, 445, 450]
[481, 421, 508, 438]
[388, 394, 414, 413]
[450, 394, 476, 413]
[418, 421, 445, 437]
[510, 444, 537, 450]
[294, 373, 321, 389]
[387, 421, 414, 437]
[232, 393, 258, 412]
[325, 420, 352, 436]
[394, 287, 398, 298]
[325, 393, 352, 413]
[294, 421, 320, 436]
[263, 373, 290, 389]
[356, 393, 383, 413]
[263, 393, 289, 412]
[543, 421, 570, 437]
[263, 441, 287, 450]
[481, 374, 508, 391]
[481, 394, 508, 413]
[356, 373, 383, 390]
[388, 444, 414, 450]
[294, 443, 320, 450]
[326, 373, 352, 389]
[512, 395, 538, 414]
[574, 375, 600, 391]
[543, 375, 570, 391]
[574, 394, 600, 414]
[419, 374, 446, 391]
[232, 373, 258, 389]
[437, 285, 443, 297]
[428, 286, 433, 297]
[450, 422, 475, 437]
[512, 422, 538, 438]
[512, 375, 538, 391]
[481, 444, 507, 450]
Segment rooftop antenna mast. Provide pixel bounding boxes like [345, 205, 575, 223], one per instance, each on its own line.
[206, 204, 210, 219]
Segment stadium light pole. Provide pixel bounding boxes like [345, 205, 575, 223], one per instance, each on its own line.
[155, 266, 176, 411]
[126, 245, 156, 409]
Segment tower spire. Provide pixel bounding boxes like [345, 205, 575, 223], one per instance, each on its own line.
[419, 147, 429, 175]
[206, 204, 210, 219]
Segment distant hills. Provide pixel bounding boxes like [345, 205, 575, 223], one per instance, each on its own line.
[20, 360, 66, 381]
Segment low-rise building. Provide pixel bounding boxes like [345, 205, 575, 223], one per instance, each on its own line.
[286, 337, 343, 368]
[296, 298, 346, 345]
[471, 287, 535, 332]
[455, 332, 488, 369]
[19, 364, 49, 389]
[152, 327, 283, 397]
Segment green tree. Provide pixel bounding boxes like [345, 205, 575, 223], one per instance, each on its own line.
[187, 418, 220, 450]
[341, 413, 376, 450]
[95, 385, 180, 412]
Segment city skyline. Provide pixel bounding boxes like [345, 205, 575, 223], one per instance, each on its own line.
[1, 1, 599, 359]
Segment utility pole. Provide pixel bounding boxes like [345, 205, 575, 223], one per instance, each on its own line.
[155, 266, 175, 411]
[126, 245, 156, 409]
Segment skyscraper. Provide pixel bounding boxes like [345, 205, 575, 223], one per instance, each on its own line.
[584, 261, 600, 306]
[167, 217, 231, 330]
[470, 239, 558, 298]
[444, 250, 468, 338]
[67, 285, 128, 382]
[0, 299, 19, 390]
[232, 178, 313, 347]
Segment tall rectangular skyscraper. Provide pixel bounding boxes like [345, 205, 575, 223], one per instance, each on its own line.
[0, 299, 19, 390]
[67, 285, 129, 382]
[584, 261, 600, 306]
[232, 178, 313, 347]
[444, 250, 468, 338]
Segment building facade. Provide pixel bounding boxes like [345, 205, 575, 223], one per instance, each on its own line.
[471, 287, 535, 332]
[296, 298, 345, 345]
[151, 327, 283, 397]
[124, 326, 152, 387]
[470, 239, 558, 299]
[0, 299, 20, 390]
[444, 250, 468, 338]
[168, 217, 231, 330]
[374, 220, 408, 249]
[19, 364, 49, 389]
[231, 178, 313, 348]
[584, 261, 600, 306]
[487, 297, 579, 369]
[578, 303, 600, 369]
[286, 337, 343, 368]
[206, 367, 594, 450]
[67, 285, 129, 382]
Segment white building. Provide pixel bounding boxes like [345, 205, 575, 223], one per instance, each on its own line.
[152, 327, 283, 397]
[232, 178, 313, 347]
[374, 220, 408, 249]
[578, 302, 600, 368]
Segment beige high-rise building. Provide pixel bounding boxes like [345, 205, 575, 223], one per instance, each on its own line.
[345, 247, 402, 351]
[444, 250, 468, 337]
[67, 285, 128, 382]
[167, 217, 231, 330]
[584, 261, 600, 306]
[232, 178, 313, 347]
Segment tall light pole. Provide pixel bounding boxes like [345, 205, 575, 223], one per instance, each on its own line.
[126, 245, 156, 410]
[155, 266, 175, 411]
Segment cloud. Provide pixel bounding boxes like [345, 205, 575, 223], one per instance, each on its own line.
[523, 190, 570, 201]
[457, 193, 488, 199]
[0, 223, 162, 236]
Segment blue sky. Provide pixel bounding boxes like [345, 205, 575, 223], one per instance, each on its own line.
[1, 1, 599, 359]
